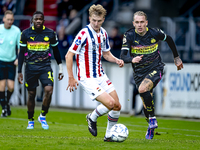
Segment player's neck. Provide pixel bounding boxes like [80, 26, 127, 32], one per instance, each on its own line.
[4, 24, 11, 29]
[138, 30, 147, 36]
[35, 27, 43, 32]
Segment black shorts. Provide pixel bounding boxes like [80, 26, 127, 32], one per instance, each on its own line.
[0, 60, 16, 80]
[25, 65, 54, 91]
[135, 65, 164, 89]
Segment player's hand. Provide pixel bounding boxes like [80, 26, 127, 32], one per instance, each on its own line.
[58, 73, 64, 81]
[116, 59, 124, 67]
[132, 55, 143, 63]
[18, 73, 23, 84]
[67, 77, 79, 92]
[14, 59, 18, 66]
[174, 56, 183, 71]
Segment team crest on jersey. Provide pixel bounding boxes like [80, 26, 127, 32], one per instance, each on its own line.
[75, 39, 81, 45]
[151, 38, 156, 43]
[44, 36, 49, 41]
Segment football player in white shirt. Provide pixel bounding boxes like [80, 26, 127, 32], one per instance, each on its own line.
[65, 4, 124, 142]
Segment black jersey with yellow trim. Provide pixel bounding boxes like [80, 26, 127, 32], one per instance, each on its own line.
[20, 25, 58, 65]
[121, 27, 166, 74]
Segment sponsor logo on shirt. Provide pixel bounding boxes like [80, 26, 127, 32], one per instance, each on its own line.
[131, 43, 158, 54]
[75, 39, 81, 45]
[27, 42, 50, 51]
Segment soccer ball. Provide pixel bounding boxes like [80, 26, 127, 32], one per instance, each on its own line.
[110, 124, 129, 142]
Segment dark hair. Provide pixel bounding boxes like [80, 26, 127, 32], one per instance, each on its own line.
[31, 11, 44, 23]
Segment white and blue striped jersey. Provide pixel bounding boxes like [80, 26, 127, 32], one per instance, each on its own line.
[69, 24, 110, 80]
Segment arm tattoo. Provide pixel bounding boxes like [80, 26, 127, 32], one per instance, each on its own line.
[174, 57, 181, 65]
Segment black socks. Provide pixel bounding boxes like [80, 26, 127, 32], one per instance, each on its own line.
[41, 105, 49, 116]
[140, 91, 155, 117]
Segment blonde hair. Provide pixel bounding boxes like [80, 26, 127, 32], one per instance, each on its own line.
[4, 10, 14, 17]
[133, 11, 147, 20]
[89, 4, 107, 18]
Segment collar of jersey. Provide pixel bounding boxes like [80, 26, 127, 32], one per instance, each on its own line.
[88, 24, 102, 34]
[135, 27, 148, 34]
[32, 25, 45, 30]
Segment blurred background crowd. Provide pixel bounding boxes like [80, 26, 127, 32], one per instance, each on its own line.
[0, 0, 200, 63]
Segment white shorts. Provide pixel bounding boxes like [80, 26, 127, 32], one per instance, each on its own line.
[79, 74, 115, 100]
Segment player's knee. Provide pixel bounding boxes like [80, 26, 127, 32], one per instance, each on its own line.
[7, 88, 14, 92]
[45, 89, 53, 97]
[28, 91, 36, 101]
[44, 86, 53, 96]
[107, 99, 115, 110]
[138, 86, 147, 93]
[114, 103, 121, 111]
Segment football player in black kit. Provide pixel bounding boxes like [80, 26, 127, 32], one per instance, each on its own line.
[18, 11, 64, 130]
[120, 11, 183, 139]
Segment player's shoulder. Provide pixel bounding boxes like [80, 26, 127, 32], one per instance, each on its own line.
[76, 27, 88, 38]
[149, 27, 164, 34]
[80, 27, 88, 33]
[21, 27, 32, 35]
[44, 26, 55, 33]
[43, 26, 57, 36]
[124, 27, 135, 37]
[100, 26, 107, 33]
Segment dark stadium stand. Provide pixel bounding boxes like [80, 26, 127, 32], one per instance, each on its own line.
[20, 0, 57, 31]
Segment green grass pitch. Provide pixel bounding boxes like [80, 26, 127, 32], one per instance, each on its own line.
[0, 106, 199, 150]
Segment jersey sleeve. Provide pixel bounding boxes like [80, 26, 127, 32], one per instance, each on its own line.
[16, 28, 21, 49]
[19, 31, 27, 47]
[154, 28, 167, 41]
[102, 30, 110, 52]
[120, 32, 133, 63]
[50, 31, 59, 47]
[68, 29, 87, 54]
[121, 32, 132, 51]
